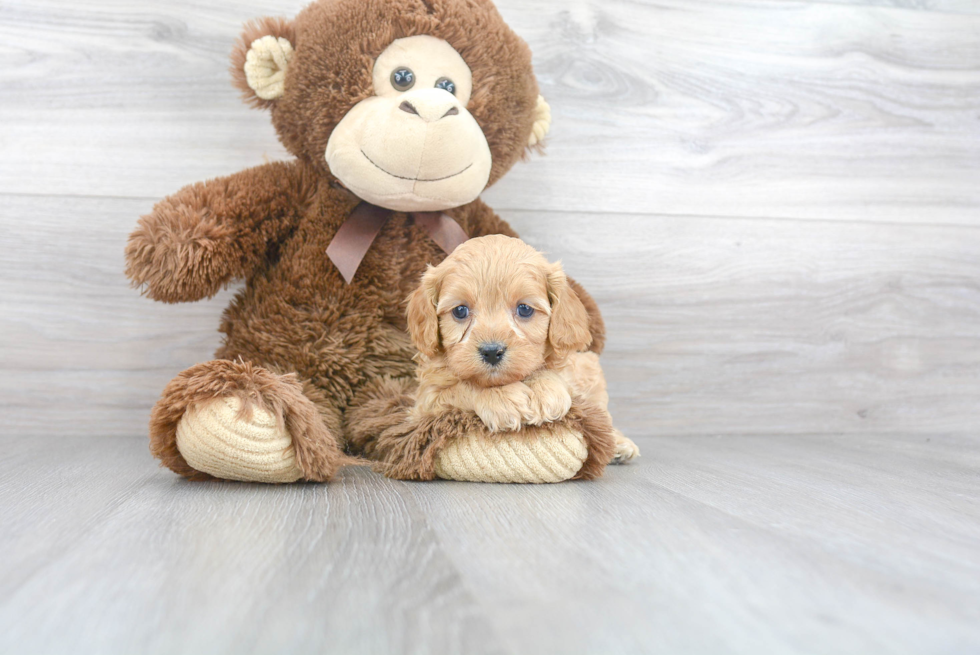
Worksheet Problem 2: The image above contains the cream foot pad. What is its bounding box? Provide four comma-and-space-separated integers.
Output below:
434, 426, 588, 483
175, 396, 303, 483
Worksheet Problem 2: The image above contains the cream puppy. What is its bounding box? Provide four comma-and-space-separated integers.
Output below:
406, 235, 639, 463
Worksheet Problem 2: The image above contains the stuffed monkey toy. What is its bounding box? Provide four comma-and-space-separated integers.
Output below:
126, 0, 619, 483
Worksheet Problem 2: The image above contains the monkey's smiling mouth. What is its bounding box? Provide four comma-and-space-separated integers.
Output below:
361, 150, 473, 183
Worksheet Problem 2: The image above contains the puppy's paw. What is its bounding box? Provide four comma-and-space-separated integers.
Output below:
610, 430, 640, 464
523, 371, 572, 425
474, 383, 533, 433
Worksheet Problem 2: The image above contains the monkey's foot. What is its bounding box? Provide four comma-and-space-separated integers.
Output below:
150, 359, 342, 482
434, 424, 589, 484
349, 385, 616, 484
176, 396, 303, 483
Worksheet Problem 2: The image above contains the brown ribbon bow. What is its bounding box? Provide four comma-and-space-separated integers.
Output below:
326, 202, 470, 284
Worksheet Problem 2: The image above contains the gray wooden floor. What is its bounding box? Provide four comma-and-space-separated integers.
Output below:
1, 433, 978, 654
2, 0, 979, 652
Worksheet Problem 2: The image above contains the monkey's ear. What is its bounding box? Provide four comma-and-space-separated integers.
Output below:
546, 263, 592, 359
527, 95, 552, 152
230, 17, 296, 108
406, 267, 443, 358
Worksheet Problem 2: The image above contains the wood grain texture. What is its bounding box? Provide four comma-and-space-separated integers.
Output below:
514, 210, 980, 437
1, 433, 978, 654
0, 0, 978, 222
3, 195, 979, 438
0, 436, 506, 655
818, 0, 980, 13
2, 1, 980, 651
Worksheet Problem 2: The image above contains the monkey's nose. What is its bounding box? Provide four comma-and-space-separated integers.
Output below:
479, 343, 507, 367
398, 90, 461, 123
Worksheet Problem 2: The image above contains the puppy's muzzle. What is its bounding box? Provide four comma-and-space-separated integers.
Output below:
479, 342, 507, 367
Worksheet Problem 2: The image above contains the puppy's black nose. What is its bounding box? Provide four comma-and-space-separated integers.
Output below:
479, 343, 507, 366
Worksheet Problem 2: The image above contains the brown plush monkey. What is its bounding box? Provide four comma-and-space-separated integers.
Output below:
125, 0, 615, 483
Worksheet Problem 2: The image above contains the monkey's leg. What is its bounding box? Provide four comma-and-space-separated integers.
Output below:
429, 402, 618, 483
150, 359, 343, 482
345, 376, 617, 483
344, 376, 437, 479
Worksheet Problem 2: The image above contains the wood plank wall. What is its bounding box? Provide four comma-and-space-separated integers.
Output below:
1, 0, 978, 439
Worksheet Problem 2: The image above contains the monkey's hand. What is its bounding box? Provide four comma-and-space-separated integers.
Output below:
125, 195, 239, 303
473, 382, 533, 433
522, 370, 573, 425
125, 161, 314, 304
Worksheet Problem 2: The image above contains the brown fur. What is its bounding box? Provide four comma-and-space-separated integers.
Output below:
268, 0, 542, 185
128, 0, 606, 481
346, 387, 616, 482
569, 402, 618, 481
125, 161, 320, 304
148, 359, 344, 481
343, 376, 419, 461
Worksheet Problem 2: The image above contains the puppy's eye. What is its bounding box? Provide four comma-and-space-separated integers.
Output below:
452, 305, 469, 320
391, 67, 415, 91
517, 304, 535, 318
435, 77, 456, 95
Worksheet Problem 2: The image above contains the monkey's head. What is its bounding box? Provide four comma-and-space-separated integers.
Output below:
231, 0, 550, 212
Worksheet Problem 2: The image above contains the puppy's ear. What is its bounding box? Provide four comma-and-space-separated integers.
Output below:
547, 263, 592, 359
407, 266, 442, 358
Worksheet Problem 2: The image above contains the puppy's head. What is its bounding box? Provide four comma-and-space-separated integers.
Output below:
407, 235, 591, 387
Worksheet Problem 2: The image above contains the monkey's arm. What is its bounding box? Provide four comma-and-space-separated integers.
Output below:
125, 160, 318, 303
454, 199, 606, 355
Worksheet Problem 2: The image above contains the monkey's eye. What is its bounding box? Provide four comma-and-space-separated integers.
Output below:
517, 304, 535, 318
452, 305, 470, 320
435, 77, 456, 95
391, 68, 415, 91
